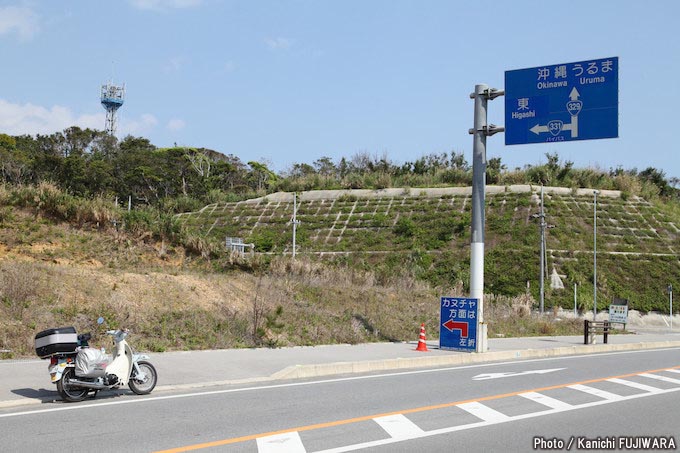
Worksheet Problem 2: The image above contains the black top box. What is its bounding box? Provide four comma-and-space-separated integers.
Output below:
35, 326, 78, 358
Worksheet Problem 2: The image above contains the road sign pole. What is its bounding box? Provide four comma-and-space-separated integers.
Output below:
469, 84, 503, 353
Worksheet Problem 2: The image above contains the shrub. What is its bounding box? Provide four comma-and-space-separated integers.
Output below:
393, 217, 416, 237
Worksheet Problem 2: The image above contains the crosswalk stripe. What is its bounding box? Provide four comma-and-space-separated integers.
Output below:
373, 414, 424, 439
568, 384, 623, 400
639, 373, 680, 385
457, 401, 509, 422
519, 391, 573, 409
256, 431, 306, 453
607, 378, 663, 393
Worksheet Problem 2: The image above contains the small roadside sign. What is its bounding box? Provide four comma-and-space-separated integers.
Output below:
440, 297, 478, 352
609, 298, 629, 325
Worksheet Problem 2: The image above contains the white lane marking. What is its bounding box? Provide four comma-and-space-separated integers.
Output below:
373, 414, 424, 439
313, 387, 680, 453
2, 348, 678, 419
519, 391, 573, 410
568, 384, 623, 401
257, 431, 306, 453
667, 369, 680, 375
639, 373, 680, 385
607, 378, 663, 393
457, 402, 509, 422
472, 368, 565, 381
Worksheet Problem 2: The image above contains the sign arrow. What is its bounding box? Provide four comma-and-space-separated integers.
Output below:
569, 87, 580, 101
530, 124, 549, 135
530, 121, 576, 136
472, 368, 566, 381
442, 319, 469, 338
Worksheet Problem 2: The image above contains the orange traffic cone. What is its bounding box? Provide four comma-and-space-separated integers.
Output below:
415, 323, 429, 352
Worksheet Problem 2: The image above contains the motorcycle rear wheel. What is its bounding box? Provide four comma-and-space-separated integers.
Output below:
56, 367, 89, 402
129, 361, 157, 395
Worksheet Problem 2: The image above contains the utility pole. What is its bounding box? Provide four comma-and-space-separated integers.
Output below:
593, 190, 599, 319
292, 192, 300, 260
530, 186, 551, 314
468, 84, 504, 353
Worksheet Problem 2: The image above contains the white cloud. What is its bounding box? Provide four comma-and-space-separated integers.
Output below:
265, 37, 294, 51
129, 0, 202, 11
167, 118, 185, 131
0, 98, 158, 137
121, 113, 159, 136
0, 6, 39, 40
0, 99, 96, 135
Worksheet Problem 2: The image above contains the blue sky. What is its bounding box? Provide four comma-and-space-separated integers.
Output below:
1, 0, 679, 180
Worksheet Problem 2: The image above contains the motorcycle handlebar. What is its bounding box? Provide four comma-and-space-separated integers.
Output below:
105, 329, 129, 335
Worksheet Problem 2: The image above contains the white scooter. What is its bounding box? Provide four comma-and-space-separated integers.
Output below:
42, 319, 158, 402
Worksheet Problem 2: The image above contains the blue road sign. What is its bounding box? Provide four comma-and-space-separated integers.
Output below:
440, 297, 478, 352
505, 57, 618, 145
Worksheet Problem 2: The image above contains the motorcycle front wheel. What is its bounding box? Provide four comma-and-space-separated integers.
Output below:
129, 361, 157, 395
56, 367, 89, 402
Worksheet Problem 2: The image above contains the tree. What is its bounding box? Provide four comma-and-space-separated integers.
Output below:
247, 161, 278, 192
313, 156, 337, 177
639, 167, 673, 197
0, 135, 32, 184
486, 157, 506, 184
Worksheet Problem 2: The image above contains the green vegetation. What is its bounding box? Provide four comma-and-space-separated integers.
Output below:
0, 128, 679, 357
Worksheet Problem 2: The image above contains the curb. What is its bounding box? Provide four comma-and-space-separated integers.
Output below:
2, 341, 679, 410
270, 340, 680, 380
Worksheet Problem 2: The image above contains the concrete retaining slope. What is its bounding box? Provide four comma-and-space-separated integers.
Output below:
245, 185, 622, 204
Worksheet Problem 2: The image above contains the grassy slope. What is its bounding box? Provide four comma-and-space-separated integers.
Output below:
4, 185, 679, 357
179, 187, 680, 313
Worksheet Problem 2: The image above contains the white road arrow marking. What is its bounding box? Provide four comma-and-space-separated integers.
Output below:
472, 368, 566, 381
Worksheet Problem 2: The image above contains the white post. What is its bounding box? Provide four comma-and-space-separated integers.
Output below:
574, 282, 577, 316
670, 284, 673, 331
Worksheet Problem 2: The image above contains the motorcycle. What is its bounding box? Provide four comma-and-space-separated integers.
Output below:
36, 319, 158, 402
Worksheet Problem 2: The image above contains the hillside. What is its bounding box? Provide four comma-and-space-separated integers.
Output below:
177, 185, 680, 312
0, 203, 442, 357
1, 184, 679, 358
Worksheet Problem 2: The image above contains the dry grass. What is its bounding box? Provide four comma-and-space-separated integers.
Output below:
0, 202, 584, 358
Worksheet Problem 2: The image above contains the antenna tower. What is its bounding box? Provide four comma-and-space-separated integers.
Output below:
100, 81, 125, 135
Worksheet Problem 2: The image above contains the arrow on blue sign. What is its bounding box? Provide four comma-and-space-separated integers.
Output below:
530, 88, 581, 138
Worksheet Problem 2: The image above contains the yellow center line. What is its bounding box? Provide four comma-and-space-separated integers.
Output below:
154, 364, 680, 453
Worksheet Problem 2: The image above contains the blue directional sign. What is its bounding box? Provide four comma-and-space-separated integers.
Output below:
505, 57, 618, 145
440, 297, 478, 352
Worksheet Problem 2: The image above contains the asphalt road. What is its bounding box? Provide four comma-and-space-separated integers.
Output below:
1, 348, 679, 452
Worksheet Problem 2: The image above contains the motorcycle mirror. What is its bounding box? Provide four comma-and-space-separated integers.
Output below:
97, 317, 105, 325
